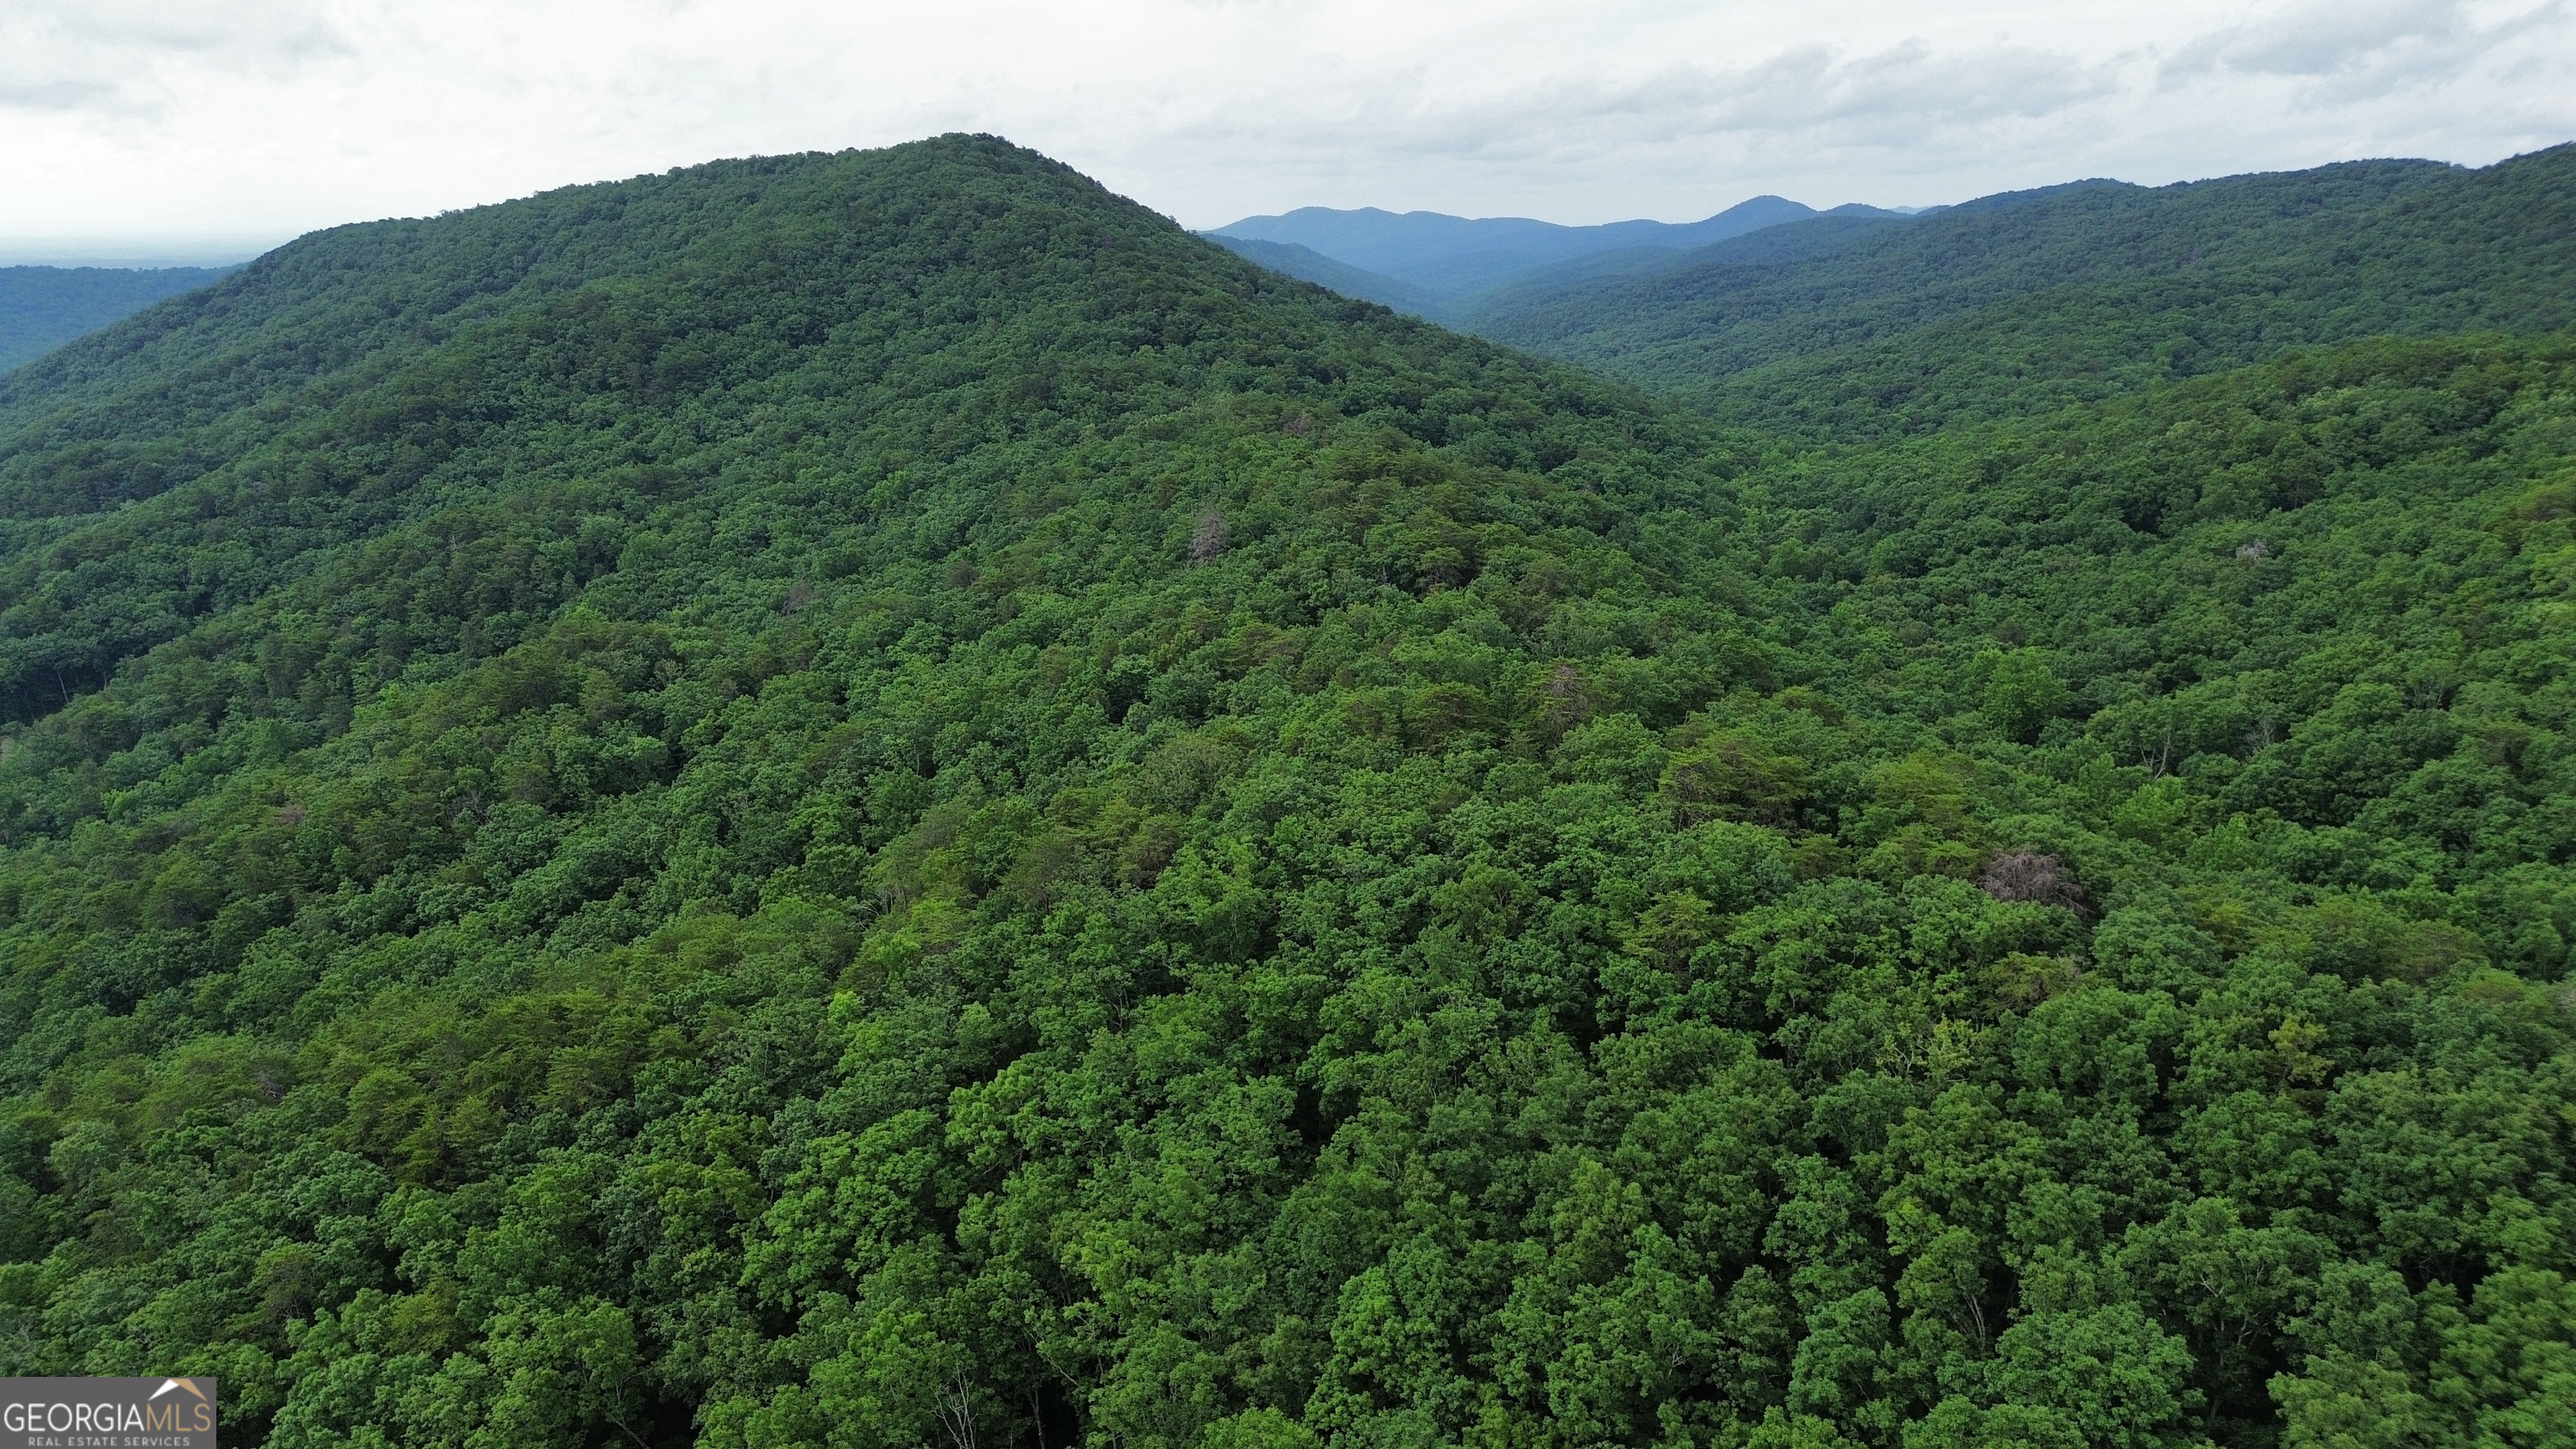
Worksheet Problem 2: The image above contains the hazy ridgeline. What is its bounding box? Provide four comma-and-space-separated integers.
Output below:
0, 266, 234, 375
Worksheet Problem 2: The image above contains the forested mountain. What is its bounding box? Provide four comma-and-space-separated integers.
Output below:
1208, 212, 1921, 329
1467, 149, 2576, 437
1206, 195, 1905, 302
0, 265, 233, 373
1458, 212, 1918, 325
1, 134, 2572, 1449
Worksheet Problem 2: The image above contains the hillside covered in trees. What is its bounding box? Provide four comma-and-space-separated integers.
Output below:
1463, 149, 2576, 438
0, 135, 2572, 1449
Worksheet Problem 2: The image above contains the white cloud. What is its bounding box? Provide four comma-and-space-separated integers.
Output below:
0, 0, 2567, 244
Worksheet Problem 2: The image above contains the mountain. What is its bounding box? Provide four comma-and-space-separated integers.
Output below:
1469, 152, 2576, 435
0, 264, 233, 373
1, 133, 2571, 1449
1462, 210, 1918, 318
1446, 181, 2141, 333
1200, 235, 1448, 319
1208, 193, 1880, 299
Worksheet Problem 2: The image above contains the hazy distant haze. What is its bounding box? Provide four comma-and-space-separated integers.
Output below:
2, 0, 2568, 257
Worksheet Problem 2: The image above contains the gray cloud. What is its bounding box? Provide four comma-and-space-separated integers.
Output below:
0, 1, 2568, 239
0, 0, 351, 115
2161, 0, 2562, 99
1158, 39, 2125, 174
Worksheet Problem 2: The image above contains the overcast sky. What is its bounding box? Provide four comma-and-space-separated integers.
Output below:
3, 0, 2570, 262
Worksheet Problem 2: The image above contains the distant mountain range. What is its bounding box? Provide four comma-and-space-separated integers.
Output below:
1466, 154, 2576, 436
1199, 153, 2575, 438
1203, 194, 1925, 312
1197, 236, 1453, 319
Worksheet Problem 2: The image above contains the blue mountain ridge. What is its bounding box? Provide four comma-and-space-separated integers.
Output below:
1207, 194, 1925, 298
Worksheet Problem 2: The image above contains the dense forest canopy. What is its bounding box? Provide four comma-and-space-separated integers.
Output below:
0, 135, 2571, 1449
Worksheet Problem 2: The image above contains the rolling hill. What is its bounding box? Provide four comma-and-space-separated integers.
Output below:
1467, 150, 2576, 436
0, 134, 2568, 1449
1458, 210, 1918, 323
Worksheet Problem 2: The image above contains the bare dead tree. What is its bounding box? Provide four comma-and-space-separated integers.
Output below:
1191, 508, 1228, 564
1979, 850, 2090, 917
936, 1369, 978, 1449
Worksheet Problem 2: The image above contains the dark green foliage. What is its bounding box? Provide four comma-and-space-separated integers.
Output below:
1472, 149, 2576, 438
0, 266, 234, 374
0, 134, 2570, 1449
